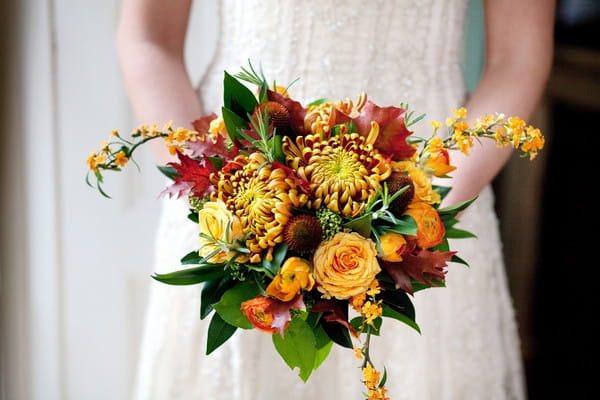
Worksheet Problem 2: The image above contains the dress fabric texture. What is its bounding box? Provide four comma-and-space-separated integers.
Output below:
132, 1, 526, 399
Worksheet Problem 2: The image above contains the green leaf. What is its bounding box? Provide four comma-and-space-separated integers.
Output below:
151, 264, 226, 286
200, 276, 235, 319
382, 305, 421, 334
312, 324, 333, 370
438, 196, 478, 217
272, 316, 317, 382
222, 106, 250, 142
187, 211, 199, 224
378, 289, 416, 322
212, 282, 261, 329
261, 243, 288, 276
206, 312, 238, 355
223, 71, 258, 120
344, 213, 372, 238
350, 316, 382, 335
321, 319, 353, 349
157, 165, 180, 181
180, 251, 205, 265
384, 215, 417, 236
444, 227, 477, 239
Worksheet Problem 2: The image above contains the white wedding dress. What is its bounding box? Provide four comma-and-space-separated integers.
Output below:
132, 1, 526, 399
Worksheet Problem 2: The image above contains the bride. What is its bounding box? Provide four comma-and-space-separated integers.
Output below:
116, 1, 555, 399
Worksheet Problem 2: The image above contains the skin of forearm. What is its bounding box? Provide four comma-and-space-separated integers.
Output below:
439, 58, 552, 207
118, 41, 202, 165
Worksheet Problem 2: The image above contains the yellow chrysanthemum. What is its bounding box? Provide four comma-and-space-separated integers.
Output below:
283, 130, 392, 217
211, 152, 308, 262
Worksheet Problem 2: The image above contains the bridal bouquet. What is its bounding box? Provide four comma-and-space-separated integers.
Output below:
87, 63, 543, 399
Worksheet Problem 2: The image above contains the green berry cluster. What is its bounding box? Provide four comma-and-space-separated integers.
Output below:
316, 207, 343, 240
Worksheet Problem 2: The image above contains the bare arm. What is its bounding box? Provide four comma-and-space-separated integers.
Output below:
117, 0, 201, 165
440, 0, 555, 206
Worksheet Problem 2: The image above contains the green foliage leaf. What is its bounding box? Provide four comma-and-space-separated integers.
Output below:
320, 319, 353, 349
312, 324, 333, 370
223, 71, 258, 120
381, 304, 421, 334
206, 312, 237, 355
187, 210, 199, 223
151, 264, 226, 286
444, 227, 477, 239
344, 213, 372, 238
378, 289, 416, 322
212, 282, 261, 329
157, 165, 181, 181
272, 316, 317, 382
350, 316, 382, 335
384, 215, 418, 236
222, 106, 250, 142
200, 276, 235, 319
261, 243, 288, 276
438, 196, 478, 217
180, 251, 205, 265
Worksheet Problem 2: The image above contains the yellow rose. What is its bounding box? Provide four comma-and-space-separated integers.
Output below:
198, 200, 246, 263
403, 202, 445, 249
312, 232, 381, 299
378, 232, 407, 262
266, 257, 315, 302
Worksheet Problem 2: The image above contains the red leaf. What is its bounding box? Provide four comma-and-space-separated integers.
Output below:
381, 249, 456, 295
311, 299, 358, 338
265, 295, 306, 336
353, 101, 416, 160
267, 90, 308, 136
188, 113, 234, 159
160, 152, 216, 199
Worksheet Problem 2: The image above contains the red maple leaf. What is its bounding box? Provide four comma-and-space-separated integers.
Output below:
353, 100, 416, 160
311, 299, 358, 338
381, 249, 456, 295
160, 152, 216, 199
265, 295, 306, 337
187, 113, 236, 159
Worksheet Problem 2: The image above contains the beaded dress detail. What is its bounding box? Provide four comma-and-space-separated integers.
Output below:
132, 1, 526, 399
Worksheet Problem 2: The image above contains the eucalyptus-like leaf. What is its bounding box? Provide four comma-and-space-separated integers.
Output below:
151, 264, 226, 286
200, 276, 235, 319
212, 282, 261, 329
381, 305, 421, 334
157, 165, 181, 181
272, 316, 317, 382
223, 71, 258, 120
206, 312, 237, 355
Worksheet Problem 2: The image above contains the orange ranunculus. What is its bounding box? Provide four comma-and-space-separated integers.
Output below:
392, 161, 441, 205
422, 138, 457, 177
240, 295, 278, 333
378, 232, 408, 262
403, 202, 445, 249
265, 257, 315, 302
312, 232, 381, 300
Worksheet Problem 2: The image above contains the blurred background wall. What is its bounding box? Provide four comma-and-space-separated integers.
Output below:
1, 0, 597, 399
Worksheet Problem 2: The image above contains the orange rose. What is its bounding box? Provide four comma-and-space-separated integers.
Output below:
240, 295, 278, 333
265, 257, 315, 302
403, 202, 445, 248
313, 232, 381, 299
378, 232, 408, 262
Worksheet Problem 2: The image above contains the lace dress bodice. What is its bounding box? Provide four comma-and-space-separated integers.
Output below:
133, 2, 526, 399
